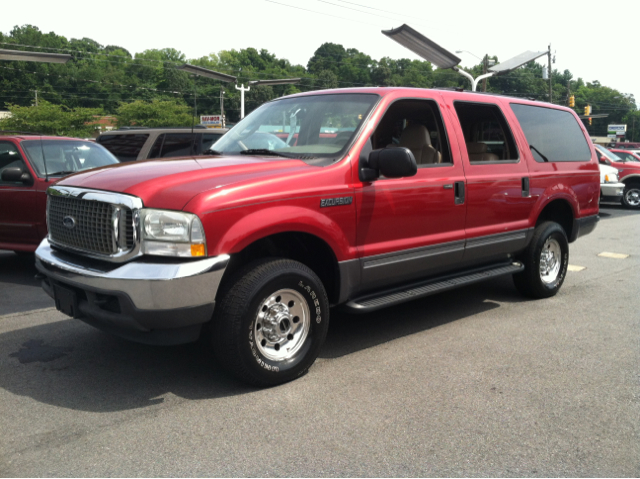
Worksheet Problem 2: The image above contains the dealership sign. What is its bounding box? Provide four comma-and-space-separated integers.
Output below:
201, 115, 225, 128
608, 124, 627, 137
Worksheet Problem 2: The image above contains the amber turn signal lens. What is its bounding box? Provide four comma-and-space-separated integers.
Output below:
191, 244, 206, 257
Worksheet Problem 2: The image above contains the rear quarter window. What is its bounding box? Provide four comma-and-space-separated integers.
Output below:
510, 104, 591, 162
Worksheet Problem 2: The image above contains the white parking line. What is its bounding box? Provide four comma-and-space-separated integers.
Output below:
597, 252, 630, 259
567, 265, 586, 272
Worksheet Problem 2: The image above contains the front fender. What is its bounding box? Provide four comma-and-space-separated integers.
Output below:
209, 205, 354, 261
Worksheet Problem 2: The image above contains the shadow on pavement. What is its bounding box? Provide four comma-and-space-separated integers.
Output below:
0, 251, 53, 315
0, 275, 524, 412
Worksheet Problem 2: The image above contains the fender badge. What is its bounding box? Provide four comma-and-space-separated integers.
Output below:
320, 196, 353, 208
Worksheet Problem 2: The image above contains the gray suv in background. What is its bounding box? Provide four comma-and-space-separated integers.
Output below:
96, 126, 228, 162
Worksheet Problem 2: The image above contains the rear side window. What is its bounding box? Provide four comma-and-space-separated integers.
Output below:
97, 134, 149, 162
201, 133, 224, 153
454, 102, 519, 162
510, 104, 591, 162
148, 133, 196, 159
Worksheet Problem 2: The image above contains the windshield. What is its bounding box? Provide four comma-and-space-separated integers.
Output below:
613, 150, 640, 162
212, 93, 379, 162
21, 140, 119, 176
594, 144, 623, 162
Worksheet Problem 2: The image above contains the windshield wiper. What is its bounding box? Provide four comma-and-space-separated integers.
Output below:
47, 170, 76, 176
239, 149, 294, 158
530, 145, 550, 162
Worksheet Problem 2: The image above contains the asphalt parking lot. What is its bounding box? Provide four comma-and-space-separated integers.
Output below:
0, 204, 638, 476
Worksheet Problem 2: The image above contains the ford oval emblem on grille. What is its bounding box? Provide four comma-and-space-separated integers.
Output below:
63, 216, 76, 229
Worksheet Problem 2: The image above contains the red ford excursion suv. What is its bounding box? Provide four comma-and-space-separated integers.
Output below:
35, 88, 600, 386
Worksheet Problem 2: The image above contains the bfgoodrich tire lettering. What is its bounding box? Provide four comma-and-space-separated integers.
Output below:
212, 258, 329, 387
513, 221, 569, 299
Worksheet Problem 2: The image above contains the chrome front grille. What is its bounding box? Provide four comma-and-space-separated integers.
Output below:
48, 195, 134, 256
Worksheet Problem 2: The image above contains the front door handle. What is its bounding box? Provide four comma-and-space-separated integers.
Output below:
522, 177, 530, 197
454, 181, 465, 205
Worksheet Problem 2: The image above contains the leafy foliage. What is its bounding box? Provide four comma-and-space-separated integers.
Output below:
0, 25, 637, 136
0, 100, 101, 136
115, 99, 192, 128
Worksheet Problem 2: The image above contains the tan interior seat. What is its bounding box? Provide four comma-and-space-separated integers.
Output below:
467, 142, 499, 162
397, 124, 441, 165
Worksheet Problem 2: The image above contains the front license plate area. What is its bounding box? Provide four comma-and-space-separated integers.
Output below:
53, 284, 81, 318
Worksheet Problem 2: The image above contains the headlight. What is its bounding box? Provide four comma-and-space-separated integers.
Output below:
604, 173, 619, 183
140, 209, 206, 258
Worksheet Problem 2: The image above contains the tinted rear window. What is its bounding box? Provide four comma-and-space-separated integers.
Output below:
510, 104, 591, 162
97, 134, 149, 162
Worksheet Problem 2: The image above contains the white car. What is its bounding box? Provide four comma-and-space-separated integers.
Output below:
599, 163, 625, 203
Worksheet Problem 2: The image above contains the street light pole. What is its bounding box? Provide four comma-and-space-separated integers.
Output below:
548, 44, 553, 103
235, 84, 251, 119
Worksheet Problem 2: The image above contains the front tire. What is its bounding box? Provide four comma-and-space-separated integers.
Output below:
513, 221, 569, 299
622, 183, 640, 209
212, 258, 330, 387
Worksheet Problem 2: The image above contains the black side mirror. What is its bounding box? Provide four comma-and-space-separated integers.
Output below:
360, 147, 418, 181
1, 166, 32, 184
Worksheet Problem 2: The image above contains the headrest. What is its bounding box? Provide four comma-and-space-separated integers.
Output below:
399, 124, 431, 149
467, 142, 487, 154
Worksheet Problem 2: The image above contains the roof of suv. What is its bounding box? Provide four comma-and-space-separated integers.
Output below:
100, 126, 229, 136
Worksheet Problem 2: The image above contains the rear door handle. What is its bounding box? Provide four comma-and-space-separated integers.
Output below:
454, 181, 465, 205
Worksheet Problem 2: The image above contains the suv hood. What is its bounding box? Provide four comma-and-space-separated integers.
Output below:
56, 156, 316, 210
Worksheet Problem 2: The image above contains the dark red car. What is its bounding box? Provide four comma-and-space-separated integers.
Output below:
594, 145, 640, 208
0, 134, 119, 253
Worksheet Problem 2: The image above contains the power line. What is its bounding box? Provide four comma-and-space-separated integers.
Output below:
264, 0, 385, 27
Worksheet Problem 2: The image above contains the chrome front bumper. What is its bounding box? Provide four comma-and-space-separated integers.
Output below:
35, 239, 229, 344
600, 182, 624, 201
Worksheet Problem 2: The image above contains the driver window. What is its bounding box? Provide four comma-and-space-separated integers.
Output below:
371, 99, 452, 167
0, 142, 28, 186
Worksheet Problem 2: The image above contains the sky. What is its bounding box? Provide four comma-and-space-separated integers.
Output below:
3, 0, 639, 107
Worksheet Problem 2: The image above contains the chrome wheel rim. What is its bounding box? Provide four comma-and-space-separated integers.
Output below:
539, 238, 562, 284
255, 289, 310, 362
625, 188, 640, 207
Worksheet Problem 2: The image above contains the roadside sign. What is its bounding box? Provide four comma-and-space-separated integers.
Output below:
608, 124, 626, 137
201, 115, 225, 128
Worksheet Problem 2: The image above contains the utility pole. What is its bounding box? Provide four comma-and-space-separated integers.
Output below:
235, 83, 251, 119
548, 44, 552, 104
34, 89, 38, 107
220, 87, 225, 125
482, 55, 488, 92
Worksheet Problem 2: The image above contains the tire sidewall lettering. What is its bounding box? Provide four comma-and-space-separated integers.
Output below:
244, 274, 325, 375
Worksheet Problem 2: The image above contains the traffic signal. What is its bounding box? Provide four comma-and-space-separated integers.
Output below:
584, 105, 591, 116
589, 118, 592, 126
569, 95, 575, 107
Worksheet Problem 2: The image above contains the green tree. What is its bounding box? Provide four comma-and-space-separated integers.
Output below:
0, 100, 101, 136
115, 99, 192, 127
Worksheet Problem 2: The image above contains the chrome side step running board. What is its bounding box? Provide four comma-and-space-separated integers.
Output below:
345, 262, 524, 313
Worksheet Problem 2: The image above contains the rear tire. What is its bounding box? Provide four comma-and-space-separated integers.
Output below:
513, 221, 569, 299
622, 183, 640, 209
212, 258, 329, 387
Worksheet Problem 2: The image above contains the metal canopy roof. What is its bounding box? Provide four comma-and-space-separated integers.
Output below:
176, 64, 237, 82
248, 78, 301, 86
0, 49, 71, 63
489, 50, 547, 73
382, 24, 461, 69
